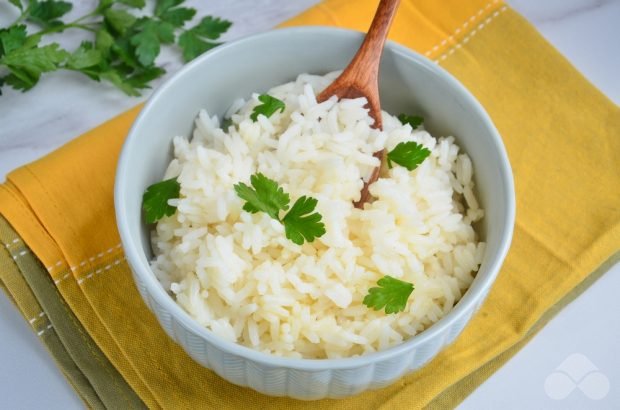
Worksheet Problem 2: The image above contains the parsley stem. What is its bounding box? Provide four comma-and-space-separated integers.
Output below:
34, 22, 97, 37
12, 5, 31, 26
67, 23, 97, 33
1, 2, 232, 96
73, 10, 102, 25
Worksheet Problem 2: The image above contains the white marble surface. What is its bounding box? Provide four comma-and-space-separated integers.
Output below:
0, 0, 618, 408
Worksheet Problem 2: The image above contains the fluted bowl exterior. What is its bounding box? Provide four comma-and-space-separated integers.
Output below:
115, 27, 515, 400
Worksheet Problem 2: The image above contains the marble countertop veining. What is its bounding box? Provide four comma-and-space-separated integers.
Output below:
0, 1, 619, 409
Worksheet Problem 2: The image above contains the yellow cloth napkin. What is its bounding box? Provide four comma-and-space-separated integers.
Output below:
1, 0, 619, 408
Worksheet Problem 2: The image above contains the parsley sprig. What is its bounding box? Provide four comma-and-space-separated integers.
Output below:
250, 94, 285, 121
234, 173, 289, 220
142, 177, 181, 223
363, 275, 415, 314
282, 196, 325, 245
234, 173, 326, 245
0, 0, 232, 96
398, 113, 424, 129
387, 141, 431, 171
385, 113, 431, 170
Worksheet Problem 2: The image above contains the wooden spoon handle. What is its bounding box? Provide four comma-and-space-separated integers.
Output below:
317, 0, 401, 209
317, 0, 400, 130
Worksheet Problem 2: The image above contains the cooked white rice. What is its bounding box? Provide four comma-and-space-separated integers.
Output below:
150, 72, 485, 359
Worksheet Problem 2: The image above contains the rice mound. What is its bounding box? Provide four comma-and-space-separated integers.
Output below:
150, 72, 485, 359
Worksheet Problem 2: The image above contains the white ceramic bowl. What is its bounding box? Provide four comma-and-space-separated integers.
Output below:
115, 27, 515, 400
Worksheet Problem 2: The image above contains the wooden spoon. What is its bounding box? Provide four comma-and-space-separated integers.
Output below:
317, 0, 401, 208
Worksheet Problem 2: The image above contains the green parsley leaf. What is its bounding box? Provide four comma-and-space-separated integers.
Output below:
157, 22, 175, 44
363, 275, 414, 314
397, 113, 424, 129
4, 70, 36, 90
0, 25, 27, 56
130, 19, 175, 66
8, 0, 23, 11
155, 0, 184, 16
95, 29, 114, 57
177, 16, 231, 62
142, 178, 181, 223
128, 24, 158, 66
28, 0, 73, 27
97, 0, 114, 10
125, 66, 165, 89
234, 173, 326, 245
66, 42, 102, 70
282, 196, 326, 245
136, 18, 175, 43
177, 30, 217, 62
250, 94, 285, 122
386, 141, 431, 171
118, 0, 145, 8
234, 173, 290, 220
99, 70, 140, 96
93, 65, 163, 96
75, 68, 100, 82
160, 7, 196, 27
104, 9, 137, 36
1, 43, 68, 72
110, 36, 140, 68
0, 43, 69, 90
189, 16, 231, 40
221, 117, 233, 130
